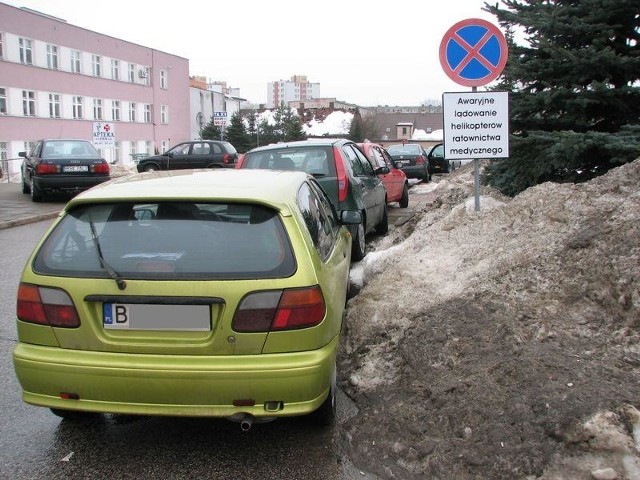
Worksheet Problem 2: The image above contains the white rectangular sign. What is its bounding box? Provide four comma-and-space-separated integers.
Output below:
443, 91, 509, 159
92, 122, 116, 148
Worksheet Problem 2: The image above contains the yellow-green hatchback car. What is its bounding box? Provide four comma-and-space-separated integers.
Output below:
13, 169, 360, 428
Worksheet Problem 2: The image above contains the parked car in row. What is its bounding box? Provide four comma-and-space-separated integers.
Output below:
386, 143, 431, 181
136, 140, 238, 172
20, 139, 111, 202
13, 169, 362, 427
427, 143, 460, 174
358, 142, 409, 208
236, 138, 388, 260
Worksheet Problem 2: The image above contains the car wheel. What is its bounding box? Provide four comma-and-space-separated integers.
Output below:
399, 184, 409, 208
143, 164, 158, 172
351, 221, 366, 261
376, 203, 389, 235
21, 176, 30, 194
310, 367, 336, 426
50, 408, 100, 422
30, 178, 43, 202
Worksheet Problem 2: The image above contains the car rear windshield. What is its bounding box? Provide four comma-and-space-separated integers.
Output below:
42, 140, 100, 159
243, 146, 336, 177
387, 144, 421, 155
33, 202, 296, 280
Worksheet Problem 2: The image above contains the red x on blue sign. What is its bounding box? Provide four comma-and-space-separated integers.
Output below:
439, 18, 508, 87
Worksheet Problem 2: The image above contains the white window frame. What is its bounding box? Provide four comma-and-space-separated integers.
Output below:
0, 142, 7, 161
111, 100, 121, 121
93, 98, 103, 120
129, 102, 136, 122
111, 59, 120, 80
22, 90, 35, 116
0, 32, 4, 59
92, 54, 102, 77
72, 96, 83, 119
144, 104, 151, 123
19, 38, 33, 65
128, 63, 135, 82
160, 70, 168, 89
48, 93, 61, 118
0, 87, 6, 115
71, 50, 81, 73
160, 105, 168, 124
46, 44, 59, 70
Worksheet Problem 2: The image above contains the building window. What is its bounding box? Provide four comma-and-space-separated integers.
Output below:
46, 44, 58, 70
160, 105, 168, 124
141, 67, 150, 86
128, 63, 135, 82
144, 104, 151, 123
128, 102, 136, 122
71, 50, 81, 73
0, 142, 7, 161
73, 96, 83, 119
92, 55, 102, 77
113, 141, 120, 163
19, 38, 33, 65
93, 99, 103, 120
22, 90, 35, 116
111, 100, 121, 121
130, 142, 137, 157
160, 70, 168, 89
0, 87, 6, 115
48, 93, 61, 118
0, 32, 4, 59
111, 59, 119, 80
146, 141, 152, 155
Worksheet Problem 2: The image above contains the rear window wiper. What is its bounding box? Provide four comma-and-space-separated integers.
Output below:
88, 216, 127, 290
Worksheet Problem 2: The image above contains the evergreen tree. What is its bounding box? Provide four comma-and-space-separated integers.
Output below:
482, 0, 640, 196
200, 118, 222, 141
349, 109, 366, 142
225, 111, 252, 153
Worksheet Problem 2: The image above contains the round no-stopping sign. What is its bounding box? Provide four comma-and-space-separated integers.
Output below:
439, 18, 508, 87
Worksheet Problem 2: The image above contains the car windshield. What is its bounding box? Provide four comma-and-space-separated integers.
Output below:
33, 202, 296, 280
42, 141, 100, 159
387, 144, 421, 155
243, 146, 336, 177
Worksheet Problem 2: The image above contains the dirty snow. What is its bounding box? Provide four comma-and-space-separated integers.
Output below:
338, 159, 640, 480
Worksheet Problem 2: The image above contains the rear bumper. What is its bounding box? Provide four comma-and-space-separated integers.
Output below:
13, 336, 338, 418
33, 175, 110, 193
399, 165, 427, 179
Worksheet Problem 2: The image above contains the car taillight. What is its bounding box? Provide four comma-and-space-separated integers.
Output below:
232, 286, 326, 332
92, 162, 110, 174
223, 153, 230, 164
415, 156, 425, 165
236, 154, 245, 168
333, 147, 349, 202
36, 164, 59, 174
17, 283, 80, 328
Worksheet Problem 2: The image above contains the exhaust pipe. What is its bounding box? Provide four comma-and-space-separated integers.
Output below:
240, 415, 253, 432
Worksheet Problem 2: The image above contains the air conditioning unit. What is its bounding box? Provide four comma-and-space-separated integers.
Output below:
138, 69, 148, 78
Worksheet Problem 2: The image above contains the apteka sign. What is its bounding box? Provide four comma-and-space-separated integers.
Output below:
92, 122, 116, 148
443, 91, 509, 159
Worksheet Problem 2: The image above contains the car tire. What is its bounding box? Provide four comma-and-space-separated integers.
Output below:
143, 164, 159, 172
376, 204, 389, 235
352, 221, 366, 261
399, 184, 409, 208
30, 178, 43, 202
21, 176, 30, 194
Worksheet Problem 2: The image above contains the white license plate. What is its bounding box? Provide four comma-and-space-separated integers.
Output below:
64, 165, 89, 172
103, 303, 211, 331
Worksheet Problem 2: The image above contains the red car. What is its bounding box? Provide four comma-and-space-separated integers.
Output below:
358, 142, 409, 208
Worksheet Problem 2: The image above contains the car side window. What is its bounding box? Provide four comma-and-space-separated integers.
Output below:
192, 143, 210, 155
431, 144, 444, 158
31, 141, 42, 157
381, 148, 395, 168
342, 145, 370, 177
211, 144, 222, 154
297, 181, 338, 260
370, 147, 386, 168
353, 145, 376, 176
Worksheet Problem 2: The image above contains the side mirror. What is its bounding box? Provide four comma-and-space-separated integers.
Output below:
340, 210, 362, 225
375, 166, 390, 175
18, 151, 26, 158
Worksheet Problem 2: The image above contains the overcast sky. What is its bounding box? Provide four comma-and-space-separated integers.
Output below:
6, 0, 500, 106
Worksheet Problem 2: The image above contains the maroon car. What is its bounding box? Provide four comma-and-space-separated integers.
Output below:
358, 142, 409, 208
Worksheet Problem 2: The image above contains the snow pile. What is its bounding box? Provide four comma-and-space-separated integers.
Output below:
303, 110, 353, 136
339, 159, 640, 479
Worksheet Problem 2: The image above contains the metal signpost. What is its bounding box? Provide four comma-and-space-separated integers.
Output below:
439, 18, 509, 212
213, 111, 227, 141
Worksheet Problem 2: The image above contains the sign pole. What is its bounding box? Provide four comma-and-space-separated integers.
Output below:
472, 86, 480, 213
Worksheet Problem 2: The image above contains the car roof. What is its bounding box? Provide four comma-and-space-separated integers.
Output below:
247, 138, 349, 153
67, 169, 311, 217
